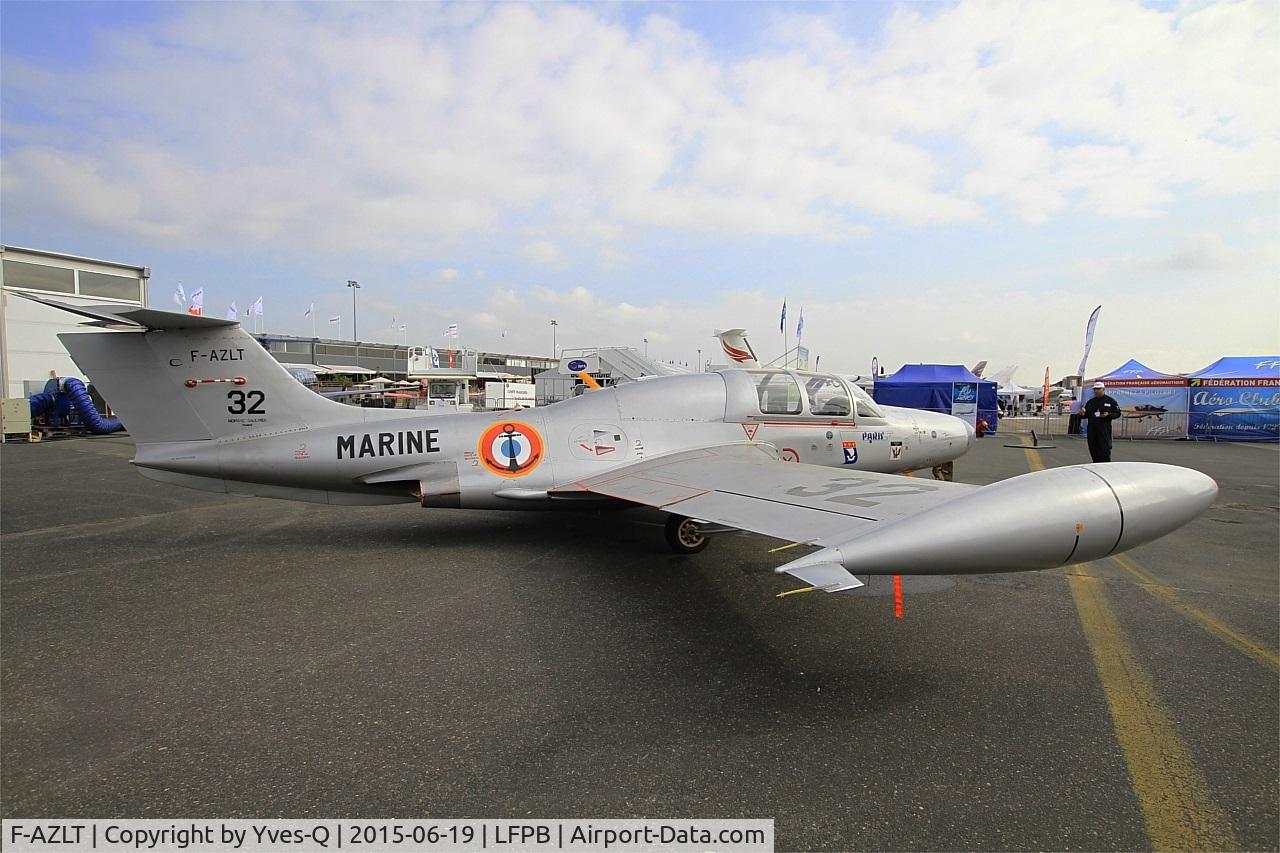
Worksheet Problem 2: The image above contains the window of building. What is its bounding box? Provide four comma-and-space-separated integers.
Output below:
3, 260, 75, 294
77, 270, 140, 301
754, 372, 803, 415
805, 376, 851, 416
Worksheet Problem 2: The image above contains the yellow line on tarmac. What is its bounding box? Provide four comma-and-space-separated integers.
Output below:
1110, 552, 1280, 671
1068, 568, 1238, 851
1015, 434, 1235, 849
1018, 434, 1045, 472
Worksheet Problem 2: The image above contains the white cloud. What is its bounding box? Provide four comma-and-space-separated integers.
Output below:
3, 1, 1275, 256
1072, 232, 1255, 277
520, 240, 564, 266
435, 268, 460, 282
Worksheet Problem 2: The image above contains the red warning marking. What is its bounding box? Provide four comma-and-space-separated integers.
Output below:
742, 423, 760, 441
893, 575, 904, 619
185, 376, 247, 388
594, 445, 616, 455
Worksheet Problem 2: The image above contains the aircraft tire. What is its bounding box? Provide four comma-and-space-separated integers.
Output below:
665, 514, 709, 554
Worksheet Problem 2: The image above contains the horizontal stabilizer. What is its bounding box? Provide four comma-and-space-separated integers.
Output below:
14, 293, 238, 330
778, 562, 865, 594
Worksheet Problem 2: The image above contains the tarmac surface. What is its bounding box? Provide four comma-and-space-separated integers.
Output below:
2, 432, 1277, 851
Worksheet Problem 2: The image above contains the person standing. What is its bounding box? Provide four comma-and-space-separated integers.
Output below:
1082, 382, 1121, 462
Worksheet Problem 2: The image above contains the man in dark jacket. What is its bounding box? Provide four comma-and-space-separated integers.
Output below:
1082, 382, 1122, 462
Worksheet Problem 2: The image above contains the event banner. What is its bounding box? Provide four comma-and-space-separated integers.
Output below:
951, 382, 978, 425
1107, 385, 1190, 439
1188, 378, 1280, 440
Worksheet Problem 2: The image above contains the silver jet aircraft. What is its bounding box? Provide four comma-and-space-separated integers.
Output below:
35, 296, 1217, 597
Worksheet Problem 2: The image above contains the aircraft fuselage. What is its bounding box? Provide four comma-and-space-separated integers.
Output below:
132, 370, 974, 509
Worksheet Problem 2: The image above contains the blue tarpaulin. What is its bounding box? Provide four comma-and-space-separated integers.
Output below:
1186, 356, 1280, 441
873, 364, 999, 431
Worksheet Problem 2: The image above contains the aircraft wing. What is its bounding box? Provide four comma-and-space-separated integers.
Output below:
555, 443, 974, 549
552, 444, 1217, 596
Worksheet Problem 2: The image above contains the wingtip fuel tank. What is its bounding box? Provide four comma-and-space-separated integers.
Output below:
778, 462, 1217, 577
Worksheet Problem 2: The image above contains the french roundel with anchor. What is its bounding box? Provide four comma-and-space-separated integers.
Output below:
478, 420, 545, 478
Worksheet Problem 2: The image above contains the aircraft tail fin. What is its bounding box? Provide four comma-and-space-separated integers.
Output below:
714, 328, 759, 367
988, 364, 1018, 387
32, 296, 349, 445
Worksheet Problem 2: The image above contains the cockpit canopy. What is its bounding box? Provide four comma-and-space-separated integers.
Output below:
725, 370, 884, 421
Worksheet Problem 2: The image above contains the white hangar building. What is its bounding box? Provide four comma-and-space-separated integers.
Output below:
0, 246, 151, 398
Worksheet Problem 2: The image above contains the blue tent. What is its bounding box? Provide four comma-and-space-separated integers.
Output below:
1186, 356, 1280, 441
873, 364, 999, 430
1090, 359, 1190, 439
1093, 358, 1180, 382
1187, 356, 1280, 380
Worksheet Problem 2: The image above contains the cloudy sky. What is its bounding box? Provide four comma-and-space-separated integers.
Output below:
2, 0, 1277, 381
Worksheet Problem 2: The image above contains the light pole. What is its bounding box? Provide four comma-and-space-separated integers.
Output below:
643, 337, 648, 358
346, 280, 360, 341
697, 348, 701, 372
550, 319, 558, 359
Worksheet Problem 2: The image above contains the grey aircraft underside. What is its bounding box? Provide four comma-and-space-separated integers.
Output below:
33, 295, 1217, 597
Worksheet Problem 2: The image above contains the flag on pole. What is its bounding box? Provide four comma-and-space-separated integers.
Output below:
188, 287, 204, 316
304, 304, 313, 318
224, 302, 238, 321
779, 299, 787, 333
446, 323, 459, 338
796, 307, 804, 341
249, 297, 263, 317
172, 284, 186, 307
328, 315, 341, 324
1077, 305, 1101, 377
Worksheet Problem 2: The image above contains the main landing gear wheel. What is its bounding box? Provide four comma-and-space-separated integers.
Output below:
665, 514, 709, 554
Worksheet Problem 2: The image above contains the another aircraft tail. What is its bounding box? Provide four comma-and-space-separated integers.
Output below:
714, 328, 759, 367
27, 296, 349, 445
